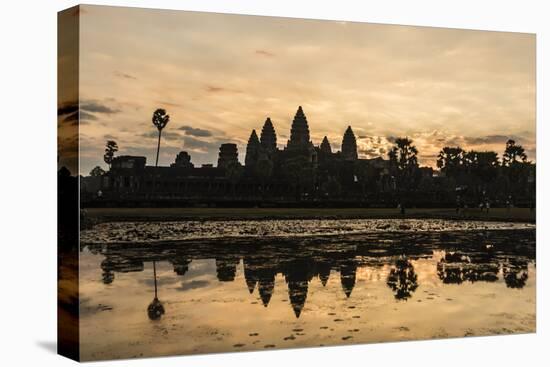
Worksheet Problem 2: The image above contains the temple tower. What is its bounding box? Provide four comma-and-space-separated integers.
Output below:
258, 278, 275, 307
320, 136, 332, 154
341, 126, 358, 161
260, 117, 277, 153
287, 106, 311, 150
217, 143, 239, 169
245, 129, 260, 167
215, 257, 239, 282
171, 151, 194, 168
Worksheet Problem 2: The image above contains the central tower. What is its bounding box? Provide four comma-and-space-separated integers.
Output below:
260, 117, 277, 153
287, 106, 311, 150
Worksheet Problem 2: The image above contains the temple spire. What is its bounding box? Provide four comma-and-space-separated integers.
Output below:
341, 126, 358, 161
258, 279, 275, 307
245, 129, 260, 166
320, 136, 332, 154
260, 117, 277, 153
287, 106, 311, 150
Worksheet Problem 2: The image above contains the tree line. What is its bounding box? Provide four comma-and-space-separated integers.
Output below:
388, 137, 534, 205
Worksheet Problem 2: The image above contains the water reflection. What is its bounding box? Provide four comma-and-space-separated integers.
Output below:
387, 259, 418, 301
147, 261, 165, 320
503, 259, 529, 289
86, 229, 535, 319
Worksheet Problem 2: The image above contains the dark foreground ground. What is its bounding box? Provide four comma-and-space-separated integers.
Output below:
84, 207, 536, 223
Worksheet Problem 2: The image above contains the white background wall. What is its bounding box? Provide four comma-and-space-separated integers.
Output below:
0, 0, 547, 366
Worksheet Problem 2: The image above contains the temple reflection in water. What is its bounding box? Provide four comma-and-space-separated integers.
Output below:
85, 229, 535, 319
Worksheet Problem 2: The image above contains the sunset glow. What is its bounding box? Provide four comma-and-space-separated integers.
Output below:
59, 5, 535, 175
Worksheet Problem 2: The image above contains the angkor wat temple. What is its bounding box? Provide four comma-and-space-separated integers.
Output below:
82, 107, 417, 206
81, 106, 534, 207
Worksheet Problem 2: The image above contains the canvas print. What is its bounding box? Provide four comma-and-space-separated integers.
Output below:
58, 5, 536, 362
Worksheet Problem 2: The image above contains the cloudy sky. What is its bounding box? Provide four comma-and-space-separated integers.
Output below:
59, 5, 535, 175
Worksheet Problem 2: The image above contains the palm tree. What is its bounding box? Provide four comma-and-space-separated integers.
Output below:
386, 258, 419, 300
464, 150, 500, 184
502, 139, 527, 166
388, 138, 419, 200
152, 108, 170, 167
502, 140, 530, 199
437, 146, 465, 178
388, 137, 418, 172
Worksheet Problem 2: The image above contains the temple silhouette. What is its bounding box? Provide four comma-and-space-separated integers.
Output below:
80, 106, 419, 206
80, 105, 535, 207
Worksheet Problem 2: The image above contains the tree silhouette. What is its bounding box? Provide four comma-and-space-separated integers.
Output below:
152, 108, 170, 167
501, 140, 531, 199
89, 166, 106, 177
387, 258, 418, 300
463, 150, 500, 184
103, 140, 118, 168
503, 139, 527, 166
503, 260, 529, 289
437, 147, 465, 178
389, 138, 418, 171
388, 138, 419, 193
